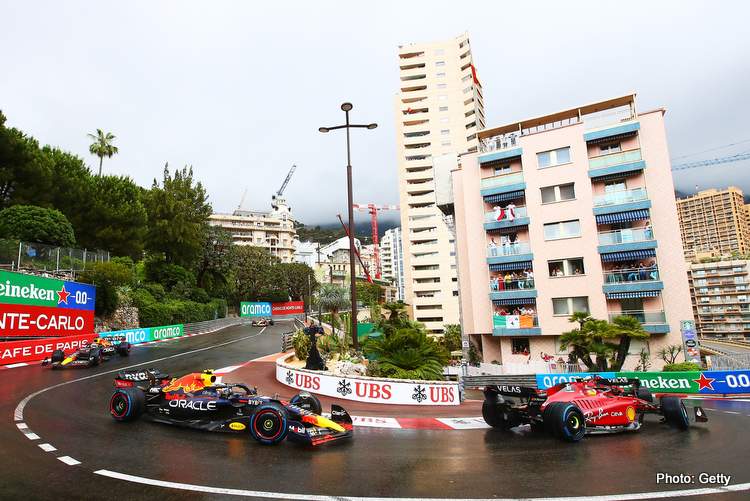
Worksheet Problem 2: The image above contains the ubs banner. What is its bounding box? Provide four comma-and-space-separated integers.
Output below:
0, 270, 95, 338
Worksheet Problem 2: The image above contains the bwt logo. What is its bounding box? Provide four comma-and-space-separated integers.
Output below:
241, 302, 272, 317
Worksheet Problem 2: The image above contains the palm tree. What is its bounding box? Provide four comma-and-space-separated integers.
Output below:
318, 284, 351, 339
559, 312, 613, 371
88, 129, 119, 176
606, 315, 650, 371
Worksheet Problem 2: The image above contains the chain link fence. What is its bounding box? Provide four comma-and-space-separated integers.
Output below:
708, 353, 750, 370
0, 238, 109, 280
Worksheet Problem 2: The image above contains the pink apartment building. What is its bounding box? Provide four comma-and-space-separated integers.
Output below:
446, 94, 693, 369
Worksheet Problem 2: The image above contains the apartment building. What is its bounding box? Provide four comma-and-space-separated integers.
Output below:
209, 199, 296, 262
689, 260, 750, 339
445, 93, 692, 368
394, 32, 486, 333
380, 227, 405, 301
676, 187, 750, 261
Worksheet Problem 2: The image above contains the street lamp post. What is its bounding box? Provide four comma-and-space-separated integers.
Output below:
319, 102, 377, 350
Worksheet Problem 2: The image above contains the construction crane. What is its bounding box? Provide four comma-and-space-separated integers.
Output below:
352, 203, 400, 279
272, 164, 297, 209
671, 152, 750, 171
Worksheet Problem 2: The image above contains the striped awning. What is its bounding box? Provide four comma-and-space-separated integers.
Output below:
591, 170, 642, 183
601, 249, 656, 262
493, 297, 536, 306
596, 209, 650, 225
586, 131, 638, 145
606, 291, 661, 299
484, 190, 525, 204
489, 261, 532, 272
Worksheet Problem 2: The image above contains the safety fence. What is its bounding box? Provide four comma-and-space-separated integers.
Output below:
0, 238, 109, 280
708, 353, 750, 370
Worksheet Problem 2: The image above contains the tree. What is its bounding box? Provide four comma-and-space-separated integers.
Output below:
442, 324, 462, 352
605, 315, 650, 371
318, 284, 351, 338
144, 164, 212, 267
657, 344, 683, 365
0, 205, 75, 246
232, 246, 281, 303
195, 226, 234, 292
276, 262, 318, 310
356, 280, 382, 305
559, 312, 612, 371
39, 147, 95, 236
0, 112, 53, 208
87, 129, 119, 176
79, 260, 134, 316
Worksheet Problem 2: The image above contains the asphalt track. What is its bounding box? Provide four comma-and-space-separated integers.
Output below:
2, 321, 750, 500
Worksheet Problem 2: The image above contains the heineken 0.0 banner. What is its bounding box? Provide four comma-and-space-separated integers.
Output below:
100, 324, 184, 345
0, 270, 95, 337
536, 370, 750, 395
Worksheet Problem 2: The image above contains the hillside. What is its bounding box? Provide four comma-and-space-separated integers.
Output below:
295, 219, 400, 245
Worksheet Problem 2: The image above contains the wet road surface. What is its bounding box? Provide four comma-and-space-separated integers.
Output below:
2, 321, 749, 500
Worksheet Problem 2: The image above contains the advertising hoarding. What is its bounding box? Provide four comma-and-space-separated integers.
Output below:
100, 324, 184, 345
0, 333, 93, 365
241, 301, 304, 317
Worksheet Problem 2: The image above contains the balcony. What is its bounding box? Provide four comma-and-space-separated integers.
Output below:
593, 187, 651, 215
492, 314, 541, 336
597, 227, 657, 254
484, 206, 529, 231
584, 119, 640, 143
602, 267, 664, 295
480, 171, 526, 197
608, 310, 669, 334
588, 148, 645, 179
487, 242, 533, 266
478, 137, 523, 165
489, 278, 537, 302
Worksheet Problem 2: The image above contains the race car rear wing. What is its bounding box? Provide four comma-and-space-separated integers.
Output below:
484, 384, 541, 399
114, 368, 170, 388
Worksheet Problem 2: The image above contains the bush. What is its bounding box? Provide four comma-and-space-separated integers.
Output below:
0, 204, 76, 247
130, 287, 156, 310
363, 328, 449, 380
663, 362, 702, 372
292, 329, 310, 360
366, 360, 382, 377
188, 287, 210, 304
135, 294, 226, 327
317, 334, 340, 357
79, 261, 134, 316
144, 258, 196, 290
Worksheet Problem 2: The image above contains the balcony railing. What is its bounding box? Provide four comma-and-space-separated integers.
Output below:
604, 267, 659, 283
484, 206, 528, 223
598, 227, 654, 245
490, 278, 534, 291
608, 310, 666, 324
593, 187, 648, 207
487, 242, 531, 257
588, 149, 642, 170
480, 133, 520, 153
480, 172, 524, 189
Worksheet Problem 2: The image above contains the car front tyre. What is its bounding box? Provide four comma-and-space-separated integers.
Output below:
661, 396, 690, 430
250, 403, 289, 445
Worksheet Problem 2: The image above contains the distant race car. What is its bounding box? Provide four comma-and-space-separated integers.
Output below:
42, 335, 130, 369
109, 368, 352, 446
251, 318, 274, 327
482, 376, 708, 442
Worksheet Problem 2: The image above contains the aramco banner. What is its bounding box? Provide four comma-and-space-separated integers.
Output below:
100, 324, 184, 345
240, 301, 304, 317
0, 270, 96, 337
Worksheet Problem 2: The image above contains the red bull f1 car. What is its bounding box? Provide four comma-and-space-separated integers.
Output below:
42, 335, 130, 369
482, 376, 708, 442
109, 369, 353, 446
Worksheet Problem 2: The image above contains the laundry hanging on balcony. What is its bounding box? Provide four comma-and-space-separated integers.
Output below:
492, 297, 536, 306
606, 291, 660, 299
489, 261, 532, 272
601, 249, 656, 262
595, 209, 650, 225
484, 190, 525, 204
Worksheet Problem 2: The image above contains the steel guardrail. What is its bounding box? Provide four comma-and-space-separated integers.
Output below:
462, 374, 538, 388
182, 316, 252, 336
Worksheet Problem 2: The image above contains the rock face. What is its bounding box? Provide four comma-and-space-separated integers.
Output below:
334, 361, 368, 376
95, 306, 139, 332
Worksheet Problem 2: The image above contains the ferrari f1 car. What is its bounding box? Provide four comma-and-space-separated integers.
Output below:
251, 317, 274, 327
42, 335, 130, 369
482, 376, 708, 442
109, 368, 353, 446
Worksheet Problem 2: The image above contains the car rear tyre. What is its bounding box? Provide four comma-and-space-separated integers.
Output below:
544, 402, 586, 442
110, 388, 144, 421
88, 349, 102, 367
290, 392, 322, 415
51, 350, 65, 364
116, 342, 131, 356
661, 396, 690, 430
482, 399, 513, 430
250, 402, 289, 445
636, 386, 653, 403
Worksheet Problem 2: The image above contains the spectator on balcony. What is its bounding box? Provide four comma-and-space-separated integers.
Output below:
648, 260, 658, 280
573, 267, 583, 275
638, 262, 648, 281
552, 266, 564, 277
627, 266, 639, 282
524, 268, 534, 288
488, 238, 498, 256
490, 276, 499, 291
644, 220, 653, 240
492, 205, 505, 222
505, 202, 516, 221
504, 272, 512, 288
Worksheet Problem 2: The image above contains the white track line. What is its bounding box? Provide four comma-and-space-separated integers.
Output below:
16, 423, 28, 430
92, 470, 750, 501
14, 327, 266, 422
723, 411, 740, 414
38, 443, 57, 452
24, 433, 40, 440
57, 456, 81, 466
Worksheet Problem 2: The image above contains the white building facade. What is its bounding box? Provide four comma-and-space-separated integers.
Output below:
380, 227, 405, 301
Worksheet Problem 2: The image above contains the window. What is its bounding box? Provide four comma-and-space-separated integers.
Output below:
541, 183, 575, 203
543, 220, 581, 240
437, 83, 447, 89
437, 72, 446, 78
441, 140, 451, 146
700, 297, 710, 303
605, 180, 626, 193
439, 106, 448, 112
441, 129, 450, 135
537, 147, 571, 168
548, 258, 585, 277
553, 297, 589, 316
511, 338, 530, 355
599, 142, 621, 154
493, 165, 512, 176
453, 291, 459, 296
699, 288, 708, 293
436, 61, 445, 67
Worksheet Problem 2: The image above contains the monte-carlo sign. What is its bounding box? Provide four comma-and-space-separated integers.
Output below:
0, 270, 95, 337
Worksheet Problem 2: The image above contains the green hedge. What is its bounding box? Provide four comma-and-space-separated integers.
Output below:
663, 362, 703, 372
131, 286, 226, 327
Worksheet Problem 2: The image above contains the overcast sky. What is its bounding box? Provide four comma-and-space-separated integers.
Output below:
2, 1, 749, 224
